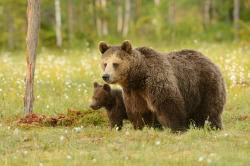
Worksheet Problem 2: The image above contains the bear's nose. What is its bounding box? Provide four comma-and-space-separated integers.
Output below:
102, 74, 109, 81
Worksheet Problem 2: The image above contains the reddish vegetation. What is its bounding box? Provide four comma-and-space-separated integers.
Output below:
237, 115, 248, 121
13, 108, 84, 126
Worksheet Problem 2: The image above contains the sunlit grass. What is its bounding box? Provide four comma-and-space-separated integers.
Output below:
0, 42, 249, 165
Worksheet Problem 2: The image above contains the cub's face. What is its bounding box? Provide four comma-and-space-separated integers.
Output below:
99, 40, 133, 86
90, 82, 111, 110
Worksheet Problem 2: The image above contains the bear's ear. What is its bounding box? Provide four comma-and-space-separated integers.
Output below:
103, 84, 111, 92
94, 82, 99, 88
99, 41, 110, 54
121, 40, 132, 54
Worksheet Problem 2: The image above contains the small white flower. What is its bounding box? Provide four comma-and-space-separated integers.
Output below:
116, 127, 120, 131
37, 95, 40, 98
66, 96, 68, 99
39, 163, 43, 166
24, 151, 28, 155
60, 136, 64, 141
47, 105, 49, 108
207, 158, 212, 164
210, 153, 216, 157
65, 130, 68, 133
125, 131, 130, 135
13, 156, 17, 159
8, 126, 10, 130
93, 158, 97, 162
198, 156, 204, 162
244, 141, 248, 144
125, 156, 129, 160
67, 155, 72, 159
14, 128, 19, 135
0, 124, 1, 127
205, 120, 209, 125
74, 127, 81, 131
155, 141, 161, 145
224, 133, 229, 137
0, 89, 2, 92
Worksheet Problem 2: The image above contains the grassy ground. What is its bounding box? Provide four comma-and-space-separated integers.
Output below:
0, 42, 249, 165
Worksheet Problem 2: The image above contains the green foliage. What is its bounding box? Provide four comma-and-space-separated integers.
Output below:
0, 0, 249, 50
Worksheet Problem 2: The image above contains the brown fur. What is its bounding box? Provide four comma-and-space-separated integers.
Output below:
90, 82, 128, 129
99, 40, 226, 132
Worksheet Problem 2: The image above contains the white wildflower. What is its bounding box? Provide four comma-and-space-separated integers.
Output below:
198, 156, 204, 162
60, 136, 64, 141
207, 158, 212, 164
155, 141, 161, 145
67, 155, 72, 159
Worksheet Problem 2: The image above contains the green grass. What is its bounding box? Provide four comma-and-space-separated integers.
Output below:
0, 42, 249, 165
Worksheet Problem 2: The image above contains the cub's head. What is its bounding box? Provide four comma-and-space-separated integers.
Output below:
99, 40, 133, 85
90, 82, 111, 110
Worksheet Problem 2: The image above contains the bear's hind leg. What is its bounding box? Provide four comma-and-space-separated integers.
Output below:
193, 96, 225, 130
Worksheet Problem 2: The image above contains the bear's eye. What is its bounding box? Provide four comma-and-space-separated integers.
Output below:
113, 63, 119, 68
95, 98, 100, 101
103, 63, 107, 68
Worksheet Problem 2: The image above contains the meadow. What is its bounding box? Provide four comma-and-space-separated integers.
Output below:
0, 42, 249, 165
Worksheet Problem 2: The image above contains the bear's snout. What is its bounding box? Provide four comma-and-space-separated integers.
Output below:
102, 74, 110, 81
90, 104, 99, 110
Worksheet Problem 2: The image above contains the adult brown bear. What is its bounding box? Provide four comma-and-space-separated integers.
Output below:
99, 40, 226, 132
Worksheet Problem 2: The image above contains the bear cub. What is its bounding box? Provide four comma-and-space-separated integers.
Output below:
90, 82, 128, 130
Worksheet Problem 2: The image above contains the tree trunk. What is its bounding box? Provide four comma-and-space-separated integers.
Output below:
123, 0, 130, 37
169, 0, 175, 46
24, 0, 40, 116
95, 0, 102, 36
68, 0, 74, 44
154, 0, 160, 7
169, 0, 174, 25
137, 0, 141, 18
234, 0, 240, 40
204, 0, 211, 25
55, 0, 62, 47
100, 0, 108, 35
8, 10, 14, 49
117, 0, 123, 32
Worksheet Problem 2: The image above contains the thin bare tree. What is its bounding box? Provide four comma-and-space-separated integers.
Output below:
95, 0, 102, 36
55, 0, 62, 47
68, 0, 74, 44
8, 10, 14, 49
234, 0, 240, 40
154, 0, 160, 7
169, 0, 175, 46
24, 0, 40, 116
100, 0, 108, 35
204, 0, 211, 25
117, 0, 123, 32
137, 0, 141, 18
123, 0, 130, 37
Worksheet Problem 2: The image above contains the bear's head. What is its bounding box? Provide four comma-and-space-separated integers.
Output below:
99, 40, 133, 86
90, 82, 111, 110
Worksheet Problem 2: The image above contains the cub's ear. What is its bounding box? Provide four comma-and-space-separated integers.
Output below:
99, 41, 110, 54
121, 40, 132, 54
103, 84, 111, 92
94, 82, 99, 88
